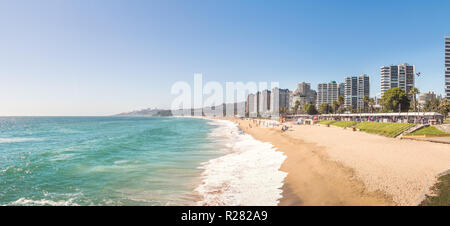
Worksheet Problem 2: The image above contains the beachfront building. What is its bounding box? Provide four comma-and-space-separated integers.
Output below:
258, 90, 271, 117
294, 82, 311, 96
380, 63, 415, 97
445, 36, 450, 99
357, 74, 370, 109
289, 93, 316, 109
338, 82, 345, 97
344, 74, 370, 110
289, 94, 302, 110
246, 93, 259, 117
344, 76, 358, 109
294, 82, 317, 104
290, 82, 317, 110
271, 88, 290, 114
317, 81, 339, 108
418, 91, 437, 107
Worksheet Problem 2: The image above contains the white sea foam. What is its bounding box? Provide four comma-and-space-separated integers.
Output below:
8, 197, 78, 206
0, 137, 43, 143
195, 119, 287, 206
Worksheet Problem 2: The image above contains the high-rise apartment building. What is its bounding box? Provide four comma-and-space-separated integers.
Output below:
258, 90, 271, 116
294, 82, 310, 96
292, 82, 317, 107
338, 83, 345, 98
345, 74, 370, 110
317, 81, 339, 108
380, 63, 415, 97
344, 76, 358, 109
246, 93, 259, 117
445, 36, 450, 99
271, 88, 290, 114
357, 74, 370, 109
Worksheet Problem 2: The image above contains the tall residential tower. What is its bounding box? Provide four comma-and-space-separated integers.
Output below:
344, 74, 370, 110
317, 81, 339, 108
445, 36, 450, 99
380, 63, 415, 97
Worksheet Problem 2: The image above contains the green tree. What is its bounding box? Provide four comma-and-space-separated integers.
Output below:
319, 103, 331, 114
293, 100, 300, 114
409, 88, 420, 112
368, 98, 375, 113
439, 99, 450, 118
347, 105, 355, 113
380, 88, 410, 112
332, 100, 340, 114
423, 98, 440, 112
304, 104, 318, 115
362, 95, 370, 113
337, 96, 345, 113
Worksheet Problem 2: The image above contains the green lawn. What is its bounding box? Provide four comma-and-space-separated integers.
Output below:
354, 122, 415, 137
318, 120, 336, 125
408, 126, 449, 136
444, 119, 450, 124
421, 173, 450, 206
332, 121, 359, 128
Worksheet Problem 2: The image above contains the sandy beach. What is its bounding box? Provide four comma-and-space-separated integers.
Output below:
229, 118, 450, 206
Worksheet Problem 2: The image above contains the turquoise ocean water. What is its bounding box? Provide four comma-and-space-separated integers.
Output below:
0, 117, 224, 206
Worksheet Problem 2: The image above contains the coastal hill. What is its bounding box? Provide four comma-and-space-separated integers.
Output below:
115, 108, 173, 117
116, 102, 246, 117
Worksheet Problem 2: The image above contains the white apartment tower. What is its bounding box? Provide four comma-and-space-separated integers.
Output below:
445, 36, 450, 99
317, 81, 339, 108
246, 93, 259, 117
344, 74, 369, 110
271, 88, 290, 115
380, 63, 415, 97
357, 74, 370, 109
258, 90, 271, 117
344, 76, 358, 109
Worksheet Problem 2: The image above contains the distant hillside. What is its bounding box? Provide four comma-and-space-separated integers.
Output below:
117, 102, 246, 117
115, 108, 172, 117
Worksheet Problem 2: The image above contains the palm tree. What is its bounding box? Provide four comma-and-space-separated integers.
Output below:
409, 88, 419, 112
293, 100, 300, 114
362, 96, 370, 113
368, 98, 375, 113
337, 96, 344, 113
332, 100, 340, 114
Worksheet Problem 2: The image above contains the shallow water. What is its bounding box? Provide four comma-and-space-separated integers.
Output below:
0, 117, 286, 206
0, 117, 221, 205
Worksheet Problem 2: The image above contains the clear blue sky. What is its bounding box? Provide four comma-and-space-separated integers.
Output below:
1, 0, 449, 116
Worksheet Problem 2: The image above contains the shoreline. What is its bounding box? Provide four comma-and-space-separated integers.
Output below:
194, 118, 287, 206
227, 118, 450, 206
